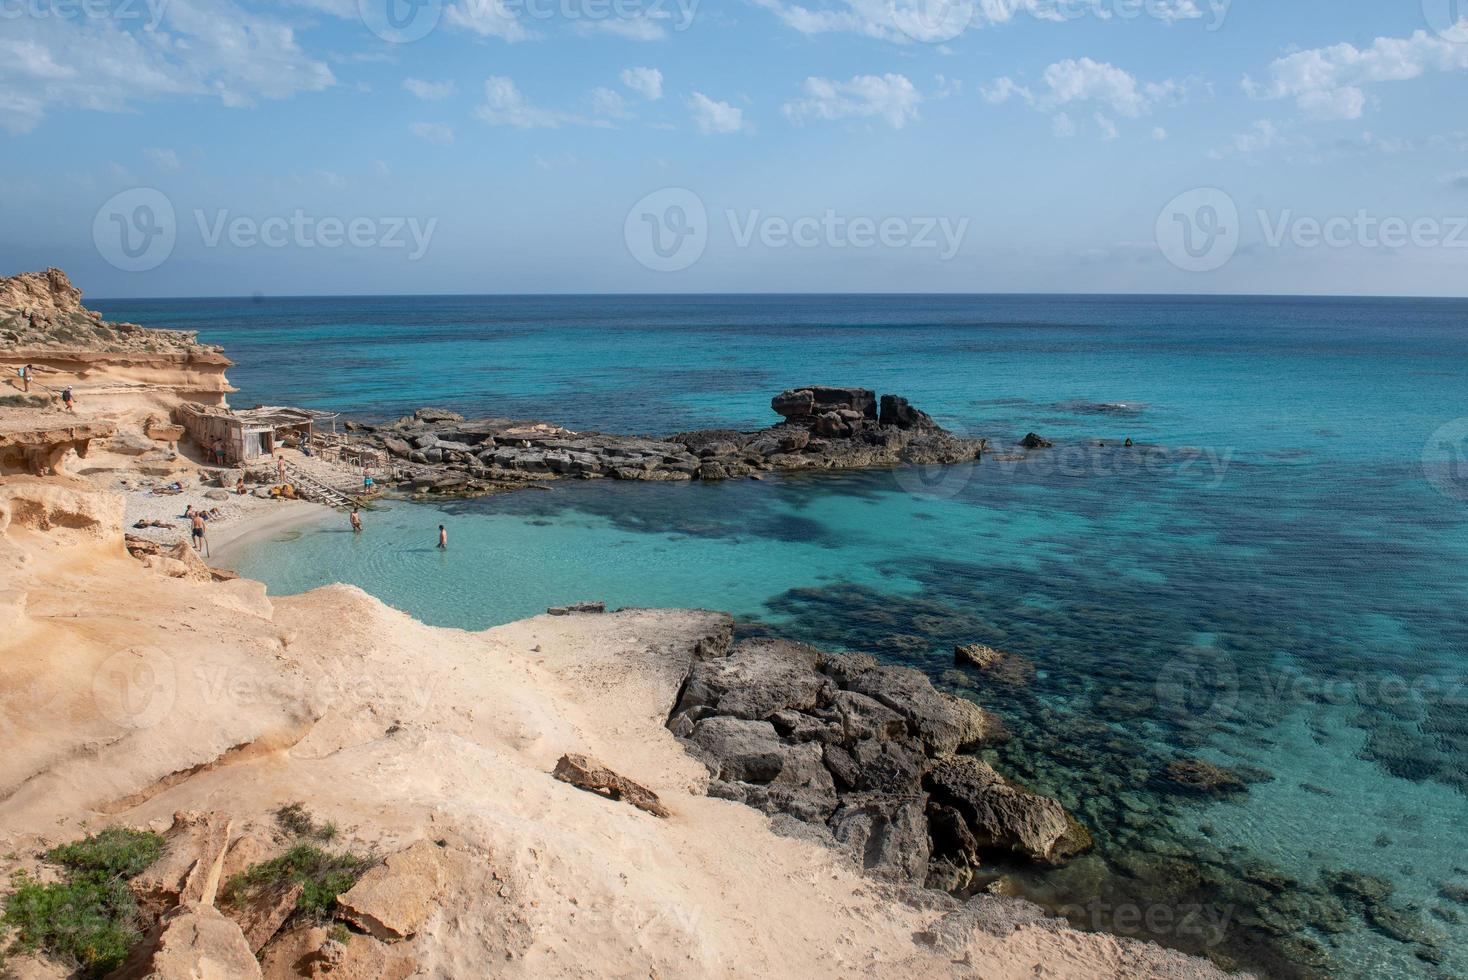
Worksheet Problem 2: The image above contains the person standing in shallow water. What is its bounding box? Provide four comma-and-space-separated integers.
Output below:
350, 507, 362, 533
437, 525, 447, 550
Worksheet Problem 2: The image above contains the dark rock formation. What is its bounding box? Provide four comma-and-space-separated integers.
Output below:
878, 394, 936, 430
347, 386, 982, 497
924, 756, 1092, 867
667, 635, 1087, 886
1019, 432, 1053, 449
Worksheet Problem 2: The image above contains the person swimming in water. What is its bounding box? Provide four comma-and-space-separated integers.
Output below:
350, 507, 362, 533
437, 524, 447, 550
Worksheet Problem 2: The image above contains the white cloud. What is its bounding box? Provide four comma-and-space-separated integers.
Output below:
144, 147, 182, 170
1244, 29, 1468, 120
621, 66, 664, 101
688, 92, 747, 134
573, 17, 668, 40
1152, 126, 1168, 141
590, 86, 630, 118
410, 121, 455, 144
983, 58, 1182, 138
1051, 112, 1075, 138
475, 76, 565, 128
404, 78, 457, 101
443, 0, 532, 41
1208, 119, 1287, 158
472, 76, 606, 129
0, 0, 334, 134
782, 73, 922, 129
750, 0, 1024, 44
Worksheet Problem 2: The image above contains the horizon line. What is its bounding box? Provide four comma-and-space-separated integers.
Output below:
90, 289, 1468, 303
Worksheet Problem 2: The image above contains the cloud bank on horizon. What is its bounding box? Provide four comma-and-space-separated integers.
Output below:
4, 0, 1468, 296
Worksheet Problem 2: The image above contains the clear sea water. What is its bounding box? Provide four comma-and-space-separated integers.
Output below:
98, 294, 1468, 978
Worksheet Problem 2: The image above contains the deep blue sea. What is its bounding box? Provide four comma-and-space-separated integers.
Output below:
98, 294, 1468, 979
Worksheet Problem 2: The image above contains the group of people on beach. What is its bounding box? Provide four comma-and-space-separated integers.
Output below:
13, 364, 74, 412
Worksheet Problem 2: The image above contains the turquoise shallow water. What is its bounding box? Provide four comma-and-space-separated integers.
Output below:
100, 294, 1468, 978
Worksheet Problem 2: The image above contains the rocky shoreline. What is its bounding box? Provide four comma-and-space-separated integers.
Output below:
344, 385, 984, 496
668, 628, 1094, 895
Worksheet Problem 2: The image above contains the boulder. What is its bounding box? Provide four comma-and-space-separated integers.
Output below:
829, 794, 932, 883
1157, 757, 1247, 796
1019, 432, 1053, 449
225, 881, 302, 953
336, 841, 445, 941
925, 757, 1091, 867
954, 643, 1036, 686
771, 388, 816, 418
552, 753, 669, 818
381, 436, 412, 457
130, 902, 261, 979
878, 395, 936, 430
262, 924, 416, 980
131, 811, 234, 916
845, 666, 996, 756
676, 638, 828, 721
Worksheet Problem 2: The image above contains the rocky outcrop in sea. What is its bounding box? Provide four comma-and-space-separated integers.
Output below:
350, 385, 982, 495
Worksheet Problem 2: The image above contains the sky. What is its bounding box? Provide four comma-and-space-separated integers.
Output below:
3, 0, 1468, 297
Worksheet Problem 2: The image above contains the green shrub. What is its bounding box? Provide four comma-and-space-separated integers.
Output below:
274, 802, 338, 842
223, 844, 371, 922
3, 828, 163, 977
46, 828, 164, 879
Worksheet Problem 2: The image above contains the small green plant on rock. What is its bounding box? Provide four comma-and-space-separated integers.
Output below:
223, 843, 372, 923
2, 827, 164, 977
275, 801, 338, 842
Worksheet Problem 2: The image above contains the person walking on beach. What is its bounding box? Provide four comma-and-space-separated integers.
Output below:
362, 468, 375, 495
191, 510, 209, 556
350, 507, 362, 533
20, 365, 32, 393
60, 386, 74, 412
437, 524, 447, 550
277, 454, 286, 483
